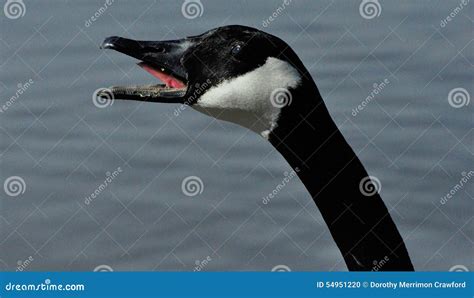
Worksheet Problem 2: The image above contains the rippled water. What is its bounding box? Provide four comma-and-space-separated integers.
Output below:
1, 0, 472, 271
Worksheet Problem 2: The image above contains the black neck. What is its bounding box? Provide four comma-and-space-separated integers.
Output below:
269, 84, 414, 271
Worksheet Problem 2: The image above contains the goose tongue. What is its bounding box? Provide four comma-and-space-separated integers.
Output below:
138, 62, 186, 89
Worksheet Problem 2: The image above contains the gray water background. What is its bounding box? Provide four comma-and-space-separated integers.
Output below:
0, 0, 472, 271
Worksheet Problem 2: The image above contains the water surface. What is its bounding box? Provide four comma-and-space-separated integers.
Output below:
1, 0, 472, 271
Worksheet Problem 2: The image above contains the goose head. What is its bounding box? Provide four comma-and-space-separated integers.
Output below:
100, 25, 319, 139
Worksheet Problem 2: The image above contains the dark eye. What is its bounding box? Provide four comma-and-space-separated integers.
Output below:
231, 44, 242, 55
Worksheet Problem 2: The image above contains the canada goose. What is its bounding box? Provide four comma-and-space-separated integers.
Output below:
99, 25, 414, 271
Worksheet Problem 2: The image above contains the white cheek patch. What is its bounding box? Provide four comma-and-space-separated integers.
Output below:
192, 57, 302, 138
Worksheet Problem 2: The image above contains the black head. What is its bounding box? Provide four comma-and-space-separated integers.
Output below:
180, 25, 309, 103
100, 25, 311, 102
100, 25, 320, 137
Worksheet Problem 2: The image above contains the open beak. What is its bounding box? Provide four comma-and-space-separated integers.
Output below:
99, 36, 190, 103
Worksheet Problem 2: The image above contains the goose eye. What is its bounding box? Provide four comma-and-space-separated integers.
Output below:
231, 44, 242, 55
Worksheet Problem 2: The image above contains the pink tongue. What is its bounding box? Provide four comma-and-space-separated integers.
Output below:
138, 63, 186, 88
